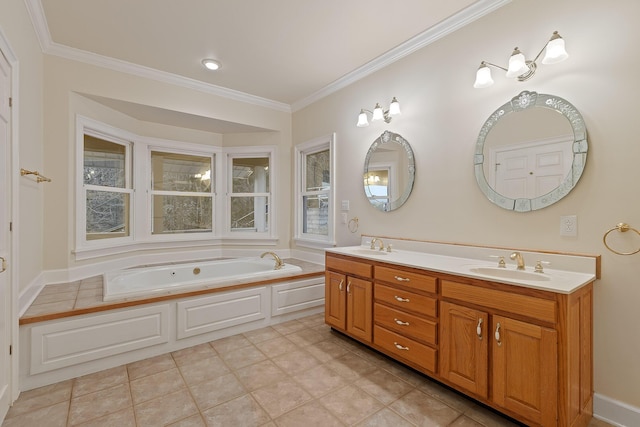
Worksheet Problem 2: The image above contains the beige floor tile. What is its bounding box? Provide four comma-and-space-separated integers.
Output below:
319, 384, 384, 425
254, 336, 299, 358
69, 383, 132, 426
292, 364, 348, 398
389, 389, 461, 426
297, 313, 326, 328
271, 349, 321, 375
325, 353, 377, 381
189, 372, 246, 411
178, 355, 230, 385
355, 408, 415, 427
251, 378, 313, 418
417, 378, 475, 413
31, 290, 78, 305
72, 365, 129, 397
463, 404, 521, 427
274, 400, 344, 427
5, 380, 71, 418
271, 319, 306, 335
355, 369, 415, 405
201, 394, 270, 427
134, 389, 199, 427
243, 326, 281, 343
130, 367, 186, 405
171, 343, 216, 366
73, 407, 136, 427
235, 359, 288, 391
77, 287, 103, 299
39, 282, 80, 295
449, 414, 486, 427
304, 338, 350, 363
22, 300, 75, 317
210, 334, 252, 354
218, 344, 267, 370
167, 414, 207, 427
127, 353, 177, 380
1, 401, 69, 427
285, 328, 326, 347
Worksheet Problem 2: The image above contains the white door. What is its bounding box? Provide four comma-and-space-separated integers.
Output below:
0, 48, 12, 420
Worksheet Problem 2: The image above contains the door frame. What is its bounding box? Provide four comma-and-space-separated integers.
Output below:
0, 26, 20, 409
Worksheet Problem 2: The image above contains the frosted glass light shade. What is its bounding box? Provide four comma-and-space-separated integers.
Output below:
389, 98, 401, 116
372, 104, 384, 121
474, 64, 494, 88
542, 35, 568, 64
357, 110, 369, 127
506, 48, 529, 78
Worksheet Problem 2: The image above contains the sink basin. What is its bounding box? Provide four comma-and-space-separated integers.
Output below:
469, 266, 550, 282
350, 248, 388, 256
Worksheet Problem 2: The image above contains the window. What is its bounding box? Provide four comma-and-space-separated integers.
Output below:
295, 133, 335, 247
150, 151, 214, 234
83, 133, 132, 241
228, 155, 271, 233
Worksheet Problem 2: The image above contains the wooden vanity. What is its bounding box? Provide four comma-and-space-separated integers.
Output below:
325, 251, 594, 427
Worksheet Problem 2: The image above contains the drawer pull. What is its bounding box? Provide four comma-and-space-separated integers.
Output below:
394, 275, 410, 282
393, 342, 409, 351
394, 295, 410, 303
495, 322, 502, 346
347, 281, 352, 293
338, 279, 344, 291
394, 318, 410, 326
476, 318, 483, 340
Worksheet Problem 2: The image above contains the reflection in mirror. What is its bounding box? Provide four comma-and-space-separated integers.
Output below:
364, 131, 415, 212
474, 91, 587, 212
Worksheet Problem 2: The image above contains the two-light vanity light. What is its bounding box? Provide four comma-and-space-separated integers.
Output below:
356, 97, 401, 127
474, 31, 568, 88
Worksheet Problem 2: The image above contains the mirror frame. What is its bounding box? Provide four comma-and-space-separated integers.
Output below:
364, 130, 415, 212
474, 91, 587, 212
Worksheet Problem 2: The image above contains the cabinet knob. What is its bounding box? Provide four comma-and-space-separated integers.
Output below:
495, 322, 502, 346
476, 318, 483, 340
394, 295, 410, 303
394, 275, 410, 282
394, 318, 410, 326
393, 342, 409, 351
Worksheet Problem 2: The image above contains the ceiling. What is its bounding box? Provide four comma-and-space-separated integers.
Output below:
31, 0, 509, 112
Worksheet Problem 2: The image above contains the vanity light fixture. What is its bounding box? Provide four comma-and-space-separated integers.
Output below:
473, 31, 568, 88
202, 59, 221, 71
356, 97, 401, 127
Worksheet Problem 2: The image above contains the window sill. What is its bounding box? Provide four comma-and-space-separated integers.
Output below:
294, 237, 336, 250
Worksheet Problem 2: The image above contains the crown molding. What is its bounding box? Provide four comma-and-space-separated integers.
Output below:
291, 0, 512, 112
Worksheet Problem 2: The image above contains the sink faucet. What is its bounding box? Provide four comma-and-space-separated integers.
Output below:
370, 238, 385, 251
260, 251, 284, 270
510, 252, 525, 270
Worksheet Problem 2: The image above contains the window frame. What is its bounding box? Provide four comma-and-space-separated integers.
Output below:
294, 133, 336, 248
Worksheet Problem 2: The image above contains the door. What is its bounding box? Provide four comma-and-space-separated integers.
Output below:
0, 48, 12, 420
346, 277, 372, 342
492, 315, 558, 426
439, 302, 488, 398
325, 271, 346, 330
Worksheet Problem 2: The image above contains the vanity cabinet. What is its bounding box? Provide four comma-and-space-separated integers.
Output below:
324, 252, 594, 427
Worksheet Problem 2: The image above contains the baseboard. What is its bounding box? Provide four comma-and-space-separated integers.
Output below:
594, 393, 640, 427
18, 272, 45, 317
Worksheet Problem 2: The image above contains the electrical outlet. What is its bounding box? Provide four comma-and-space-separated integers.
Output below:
560, 215, 577, 237
341, 213, 348, 224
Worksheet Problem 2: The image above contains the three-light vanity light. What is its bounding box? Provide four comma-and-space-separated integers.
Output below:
356, 97, 401, 127
473, 31, 569, 88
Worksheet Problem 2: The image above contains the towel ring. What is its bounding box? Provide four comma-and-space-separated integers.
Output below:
348, 217, 359, 233
603, 223, 640, 255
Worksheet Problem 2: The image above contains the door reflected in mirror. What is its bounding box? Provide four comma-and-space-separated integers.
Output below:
363, 131, 415, 212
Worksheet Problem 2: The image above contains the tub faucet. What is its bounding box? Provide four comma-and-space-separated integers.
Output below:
261, 251, 284, 270
370, 238, 385, 251
510, 252, 525, 270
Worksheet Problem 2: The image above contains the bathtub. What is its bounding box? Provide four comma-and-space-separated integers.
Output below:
103, 257, 303, 301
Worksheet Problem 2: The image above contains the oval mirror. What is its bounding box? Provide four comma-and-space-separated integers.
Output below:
474, 91, 587, 212
364, 130, 415, 212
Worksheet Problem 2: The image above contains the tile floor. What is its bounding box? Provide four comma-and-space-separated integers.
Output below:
3, 313, 613, 427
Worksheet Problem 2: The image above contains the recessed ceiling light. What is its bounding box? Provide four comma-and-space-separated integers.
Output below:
202, 59, 221, 71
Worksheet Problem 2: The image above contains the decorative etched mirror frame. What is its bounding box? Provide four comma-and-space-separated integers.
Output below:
474, 91, 587, 212
364, 130, 415, 212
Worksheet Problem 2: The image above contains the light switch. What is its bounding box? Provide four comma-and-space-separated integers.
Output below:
341, 200, 350, 211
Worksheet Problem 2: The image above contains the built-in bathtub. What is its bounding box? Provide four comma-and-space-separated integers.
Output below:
103, 257, 303, 301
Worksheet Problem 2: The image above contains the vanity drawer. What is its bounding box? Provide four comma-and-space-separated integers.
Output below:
375, 266, 437, 294
326, 255, 372, 279
441, 280, 556, 323
374, 325, 437, 373
374, 303, 437, 345
375, 284, 437, 318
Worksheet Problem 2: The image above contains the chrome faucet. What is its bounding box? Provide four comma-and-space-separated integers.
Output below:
510, 252, 525, 270
260, 251, 284, 270
370, 238, 385, 251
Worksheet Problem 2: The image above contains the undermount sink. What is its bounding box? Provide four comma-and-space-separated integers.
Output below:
350, 248, 388, 256
469, 266, 550, 282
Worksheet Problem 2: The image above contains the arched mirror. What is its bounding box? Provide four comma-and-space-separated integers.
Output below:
474, 91, 587, 212
364, 130, 415, 212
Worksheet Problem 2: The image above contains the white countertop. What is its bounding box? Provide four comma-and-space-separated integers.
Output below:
326, 244, 596, 294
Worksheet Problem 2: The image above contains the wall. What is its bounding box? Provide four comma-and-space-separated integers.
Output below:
0, 0, 45, 295
293, 0, 640, 415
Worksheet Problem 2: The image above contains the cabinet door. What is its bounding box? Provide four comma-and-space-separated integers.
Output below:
440, 301, 488, 398
325, 271, 346, 330
347, 277, 373, 342
492, 315, 558, 427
